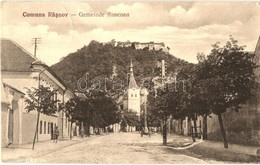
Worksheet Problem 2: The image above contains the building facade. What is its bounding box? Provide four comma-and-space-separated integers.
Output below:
1, 82, 25, 147
1, 39, 75, 146
114, 41, 169, 53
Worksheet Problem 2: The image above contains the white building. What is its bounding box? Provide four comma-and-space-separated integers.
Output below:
126, 60, 141, 115
121, 61, 141, 132
1, 81, 25, 147
1, 39, 75, 146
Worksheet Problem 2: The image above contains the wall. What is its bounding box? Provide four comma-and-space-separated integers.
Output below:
60, 90, 75, 139
22, 113, 37, 144
1, 72, 38, 94
21, 112, 58, 143
12, 100, 20, 145
1, 104, 9, 147
128, 88, 141, 115
1, 85, 25, 146
37, 114, 58, 141
2, 71, 67, 143
207, 93, 260, 146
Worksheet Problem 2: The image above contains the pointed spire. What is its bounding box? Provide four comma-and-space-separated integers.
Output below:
128, 59, 138, 89
130, 59, 133, 73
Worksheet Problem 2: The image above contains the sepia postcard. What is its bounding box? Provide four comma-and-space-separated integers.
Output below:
1, 1, 260, 164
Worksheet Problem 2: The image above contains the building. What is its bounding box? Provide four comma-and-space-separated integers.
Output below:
1, 39, 75, 146
1, 82, 25, 147
112, 40, 169, 53
121, 61, 141, 132
133, 42, 169, 53
123, 60, 141, 115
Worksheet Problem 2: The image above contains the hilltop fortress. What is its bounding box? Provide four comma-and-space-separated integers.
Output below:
103, 40, 170, 53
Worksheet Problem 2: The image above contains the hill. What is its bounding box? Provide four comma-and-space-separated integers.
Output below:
51, 40, 190, 91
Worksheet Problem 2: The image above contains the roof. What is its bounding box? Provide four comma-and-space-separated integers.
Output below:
1, 39, 37, 72
32, 61, 67, 89
129, 73, 138, 88
1, 39, 67, 90
1, 81, 25, 105
128, 61, 138, 89
1, 81, 9, 105
3, 82, 25, 95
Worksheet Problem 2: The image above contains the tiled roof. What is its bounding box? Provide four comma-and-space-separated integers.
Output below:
1, 39, 37, 72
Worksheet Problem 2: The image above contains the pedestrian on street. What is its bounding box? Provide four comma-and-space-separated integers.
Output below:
53, 126, 59, 143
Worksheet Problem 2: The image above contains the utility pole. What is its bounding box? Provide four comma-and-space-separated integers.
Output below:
161, 60, 165, 77
142, 88, 149, 134
161, 59, 167, 145
31, 38, 41, 58
30, 38, 41, 150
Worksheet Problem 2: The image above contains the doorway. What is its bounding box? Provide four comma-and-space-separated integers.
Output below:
8, 108, 14, 145
50, 122, 54, 140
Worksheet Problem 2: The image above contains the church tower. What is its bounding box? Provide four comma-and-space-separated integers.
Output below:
127, 60, 141, 115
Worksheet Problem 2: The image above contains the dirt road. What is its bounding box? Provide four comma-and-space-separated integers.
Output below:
29, 132, 218, 163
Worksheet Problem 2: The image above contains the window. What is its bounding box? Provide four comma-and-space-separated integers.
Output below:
131, 94, 133, 97
48, 122, 50, 134
65, 117, 67, 128
135, 94, 137, 97
51, 122, 54, 134
55, 93, 57, 102
44, 121, 46, 134
39, 121, 42, 134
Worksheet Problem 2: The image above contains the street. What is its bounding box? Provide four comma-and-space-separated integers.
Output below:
8, 132, 221, 163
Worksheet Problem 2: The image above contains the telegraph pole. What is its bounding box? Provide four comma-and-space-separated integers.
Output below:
142, 88, 149, 134
31, 38, 41, 58
161, 59, 167, 145
31, 37, 41, 150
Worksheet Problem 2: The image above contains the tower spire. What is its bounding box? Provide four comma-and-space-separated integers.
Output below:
128, 59, 138, 89
130, 59, 133, 73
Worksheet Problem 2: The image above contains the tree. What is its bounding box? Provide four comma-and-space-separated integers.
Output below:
122, 109, 139, 131
85, 90, 121, 131
64, 97, 88, 139
25, 85, 60, 150
145, 95, 161, 129
152, 83, 177, 145
51, 39, 188, 92
64, 99, 76, 139
196, 37, 256, 148
176, 63, 210, 140
148, 62, 185, 145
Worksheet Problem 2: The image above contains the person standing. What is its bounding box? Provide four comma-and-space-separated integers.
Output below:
53, 126, 59, 143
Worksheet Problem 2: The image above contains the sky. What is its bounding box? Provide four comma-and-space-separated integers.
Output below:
1, 1, 260, 66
